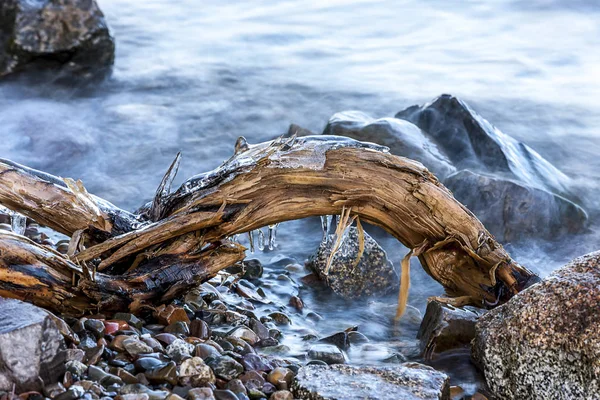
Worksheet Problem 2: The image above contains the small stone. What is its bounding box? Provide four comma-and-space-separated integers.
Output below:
123, 338, 154, 357
288, 296, 303, 312
179, 357, 216, 387
319, 332, 349, 350
225, 379, 247, 395
228, 326, 259, 345
269, 391, 293, 400
104, 322, 120, 335
242, 259, 263, 279
109, 335, 132, 352
248, 319, 270, 341
241, 354, 273, 372
166, 339, 194, 362
154, 333, 178, 346
210, 356, 244, 381
117, 395, 150, 400
187, 387, 216, 400
55, 386, 85, 400
87, 365, 123, 387
113, 314, 143, 330
267, 368, 293, 390
165, 321, 190, 335
65, 349, 85, 362
195, 343, 221, 360
239, 370, 265, 387
134, 357, 166, 372
117, 368, 139, 384
308, 344, 345, 365
65, 360, 87, 376
43, 382, 66, 399
85, 319, 106, 339
166, 395, 185, 400
156, 305, 191, 326
189, 319, 210, 340
145, 361, 178, 385
212, 390, 238, 400
267, 313, 291, 325
120, 384, 170, 400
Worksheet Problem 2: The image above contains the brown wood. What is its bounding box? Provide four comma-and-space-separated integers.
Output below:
0, 136, 538, 316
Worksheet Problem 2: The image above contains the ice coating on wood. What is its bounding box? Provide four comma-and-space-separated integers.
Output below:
10, 213, 26, 235
164, 135, 389, 217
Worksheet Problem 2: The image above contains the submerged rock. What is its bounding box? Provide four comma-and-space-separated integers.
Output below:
291, 363, 450, 400
417, 300, 483, 359
0, 297, 66, 392
307, 226, 399, 299
445, 170, 587, 241
0, 0, 115, 79
323, 111, 455, 179
472, 251, 600, 399
396, 94, 573, 199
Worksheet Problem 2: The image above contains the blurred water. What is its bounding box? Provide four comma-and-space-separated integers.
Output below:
1, 0, 600, 393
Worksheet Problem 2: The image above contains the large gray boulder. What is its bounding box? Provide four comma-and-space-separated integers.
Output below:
472, 251, 600, 400
291, 363, 450, 400
445, 170, 587, 241
307, 226, 399, 299
0, 297, 66, 392
0, 0, 114, 79
323, 111, 456, 179
396, 94, 574, 199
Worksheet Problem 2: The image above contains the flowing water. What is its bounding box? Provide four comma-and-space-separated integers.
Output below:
2, 0, 600, 394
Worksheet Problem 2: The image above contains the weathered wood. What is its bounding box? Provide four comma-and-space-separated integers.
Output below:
0, 136, 538, 315
0, 158, 139, 238
0, 231, 244, 315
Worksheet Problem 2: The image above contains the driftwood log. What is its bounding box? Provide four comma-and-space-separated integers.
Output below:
0, 136, 539, 317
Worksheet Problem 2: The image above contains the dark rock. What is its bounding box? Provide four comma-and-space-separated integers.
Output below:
225, 379, 247, 395
212, 390, 238, 400
417, 299, 483, 359
0, 0, 115, 79
266, 313, 291, 326
307, 227, 398, 299
445, 170, 587, 241
113, 314, 143, 330
154, 333, 178, 346
210, 356, 244, 381
55, 385, 84, 400
145, 361, 178, 386
307, 344, 345, 365
87, 365, 123, 387
84, 319, 105, 339
291, 363, 450, 400
164, 321, 190, 336
318, 332, 349, 351
190, 320, 210, 340
286, 124, 316, 138
134, 357, 166, 373
396, 94, 574, 199
324, 111, 455, 178
195, 343, 221, 360
242, 259, 263, 280
248, 319, 270, 341
472, 251, 600, 399
241, 354, 273, 372
347, 332, 369, 345
0, 298, 66, 392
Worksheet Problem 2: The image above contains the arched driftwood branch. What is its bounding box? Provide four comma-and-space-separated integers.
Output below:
0, 136, 538, 316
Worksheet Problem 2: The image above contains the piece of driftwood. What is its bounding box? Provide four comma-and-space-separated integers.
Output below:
0, 136, 539, 316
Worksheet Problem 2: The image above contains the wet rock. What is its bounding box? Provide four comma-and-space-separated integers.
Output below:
347, 332, 369, 345
120, 384, 170, 400
212, 390, 238, 400
195, 343, 221, 360
417, 299, 483, 359
307, 344, 345, 365
87, 365, 123, 387
0, 298, 66, 392
164, 321, 190, 335
228, 326, 259, 346
166, 339, 194, 362
249, 319, 270, 341
269, 391, 293, 400
265, 313, 290, 326
156, 304, 191, 326
189, 320, 210, 340
123, 337, 154, 357
154, 333, 178, 346
242, 259, 263, 280
84, 319, 105, 339
324, 111, 455, 178
114, 313, 143, 330
179, 357, 216, 387
472, 251, 600, 399
225, 379, 247, 396
308, 227, 398, 299
145, 361, 178, 385
65, 360, 87, 376
187, 387, 216, 400
118, 395, 150, 400
396, 94, 574, 199
292, 363, 450, 400
445, 170, 587, 241
267, 368, 293, 390
54, 385, 84, 400
0, 0, 115, 79
134, 357, 166, 372
318, 332, 349, 351
241, 354, 273, 372
209, 356, 244, 381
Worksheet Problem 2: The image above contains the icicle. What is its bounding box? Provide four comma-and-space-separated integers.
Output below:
320, 216, 328, 238
268, 223, 278, 250
11, 213, 26, 235
247, 231, 255, 253
232, 234, 240, 242
257, 229, 265, 251
326, 215, 334, 235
